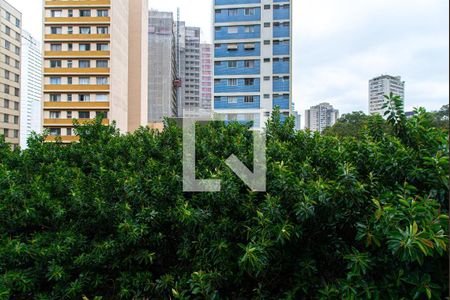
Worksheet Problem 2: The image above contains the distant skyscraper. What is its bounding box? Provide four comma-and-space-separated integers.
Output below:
148, 10, 178, 122
293, 111, 301, 131
180, 26, 201, 117
20, 31, 42, 149
200, 43, 213, 112
0, 0, 21, 149
369, 75, 405, 115
213, 0, 293, 128
305, 102, 339, 132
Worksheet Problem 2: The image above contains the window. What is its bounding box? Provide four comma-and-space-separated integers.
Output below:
78, 111, 90, 119
50, 94, 61, 102
3, 114, 9, 123
5, 26, 10, 36
227, 96, 238, 104
3, 129, 9, 138
50, 111, 61, 119
80, 27, 91, 34
79, 77, 90, 85
67, 77, 73, 85
264, 94, 270, 99
245, 8, 256, 16
50, 77, 61, 85
264, 5, 271, 9
97, 27, 108, 34
5, 12, 11, 21
96, 94, 108, 101
68, 10, 73, 17
50, 128, 61, 136
14, 102, 19, 110
4, 85, 10, 94
264, 58, 271, 63
79, 94, 90, 102
244, 43, 255, 50
15, 19, 20, 28
68, 26, 73, 34
14, 46, 20, 55
244, 60, 255, 68
264, 40, 271, 45
264, 76, 270, 81
67, 60, 73, 68
14, 130, 19, 138
50, 60, 62, 68
227, 79, 237, 86
244, 78, 255, 86
51, 44, 62, 51
227, 61, 237, 68
244, 96, 254, 103
79, 10, 91, 17
3, 99, 9, 108
244, 26, 255, 33
97, 10, 108, 17
79, 60, 90, 68
4, 70, 9, 79
227, 44, 238, 51
68, 43, 73, 51
79, 43, 91, 51
14, 88, 19, 97
4, 41, 10, 50
228, 9, 238, 16
4, 55, 10, 65
67, 111, 73, 119
51, 10, 62, 17
50, 27, 62, 34
97, 43, 109, 51
96, 60, 108, 68
67, 94, 73, 102
96, 77, 108, 85
67, 128, 72, 136
264, 22, 271, 28
15, 60, 19, 69
227, 27, 238, 34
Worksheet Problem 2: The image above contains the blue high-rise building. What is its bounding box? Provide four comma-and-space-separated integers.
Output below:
213, 0, 292, 128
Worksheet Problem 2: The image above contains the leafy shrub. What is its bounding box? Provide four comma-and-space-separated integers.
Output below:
0, 108, 448, 299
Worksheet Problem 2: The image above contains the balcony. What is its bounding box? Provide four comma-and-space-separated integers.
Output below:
273, 41, 290, 55
215, 60, 260, 76
215, 42, 260, 58
44, 118, 109, 126
214, 78, 260, 93
215, 25, 261, 40
44, 101, 110, 109
273, 77, 290, 92
215, 0, 260, 5
44, 68, 110, 74
273, 5, 290, 20
45, 17, 111, 24
273, 59, 290, 74
45, 0, 111, 7
44, 50, 110, 57
44, 34, 110, 41
214, 96, 260, 109
273, 23, 290, 38
215, 8, 261, 23
273, 94, 290, 109
44, 84, 110, 92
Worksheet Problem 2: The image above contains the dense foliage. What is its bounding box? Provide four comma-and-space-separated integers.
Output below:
0, 106, 448, 299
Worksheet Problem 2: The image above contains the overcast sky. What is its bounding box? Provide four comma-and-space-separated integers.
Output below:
9, 0, 449, 115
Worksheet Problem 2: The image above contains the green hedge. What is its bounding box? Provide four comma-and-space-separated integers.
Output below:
0, 110, 448, 299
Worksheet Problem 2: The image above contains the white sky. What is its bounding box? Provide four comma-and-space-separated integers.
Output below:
8, 0, 449, 116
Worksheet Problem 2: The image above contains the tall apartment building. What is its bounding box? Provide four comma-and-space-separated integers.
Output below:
20, 31, 42, 149
213, 0, 292, 128
180, 26, 201, 117
369, 75, 405, 115
0, 0, 21, 148
43, 0, 148, 142
305, 102, 339, 133
200, 43, 213, 112
148, 10, 178, 123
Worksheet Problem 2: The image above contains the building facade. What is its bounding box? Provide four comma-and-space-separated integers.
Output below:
148, 10, 178, 123
0, 0, 21, 148
369, 75, 405, 115
213, 0, 292, 128
20, 31, 42, 149
305, 102, 339, 133
200, 43, 213, 112
43, 0, 148, 142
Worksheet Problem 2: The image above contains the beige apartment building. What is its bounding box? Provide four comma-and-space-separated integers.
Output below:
43, 0, 148, 142
0, 0, 21, 148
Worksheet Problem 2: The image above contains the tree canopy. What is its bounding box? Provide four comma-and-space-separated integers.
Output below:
0, 107, 448, 299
